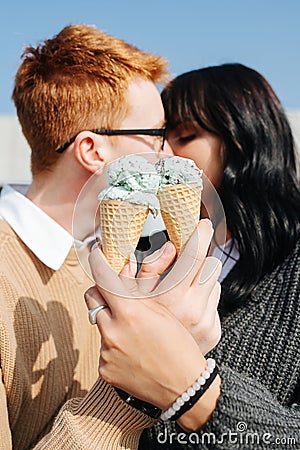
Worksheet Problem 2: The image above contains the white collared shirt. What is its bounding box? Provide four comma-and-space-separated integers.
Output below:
0, 184, 163, 273
0, 184, 74, 270
212, 239, 240, 283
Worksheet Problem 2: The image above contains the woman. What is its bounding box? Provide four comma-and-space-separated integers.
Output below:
140, 64, 300, 448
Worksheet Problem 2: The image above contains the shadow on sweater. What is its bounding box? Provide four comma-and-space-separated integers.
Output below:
12, 298, 87, 449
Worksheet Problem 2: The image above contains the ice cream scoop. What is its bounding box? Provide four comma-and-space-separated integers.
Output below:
107, 154, 160, 194
98, 155, 160, 217
156, 156, 203, 188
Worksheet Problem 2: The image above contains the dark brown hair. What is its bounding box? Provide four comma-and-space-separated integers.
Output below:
162, 63, 300, 310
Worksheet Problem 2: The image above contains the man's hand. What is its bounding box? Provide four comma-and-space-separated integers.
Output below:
103, 219, 221, 355
153, 219, 221, 354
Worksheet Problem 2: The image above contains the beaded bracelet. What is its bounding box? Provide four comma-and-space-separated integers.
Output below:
160, 358, 218, 422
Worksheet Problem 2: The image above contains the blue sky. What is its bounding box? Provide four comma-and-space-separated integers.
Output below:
1, 0, 300, 113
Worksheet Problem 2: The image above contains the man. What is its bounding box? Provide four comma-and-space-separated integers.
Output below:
0, 24, 221, 449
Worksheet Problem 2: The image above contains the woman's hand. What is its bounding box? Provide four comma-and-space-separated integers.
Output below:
136, 219, 222, 354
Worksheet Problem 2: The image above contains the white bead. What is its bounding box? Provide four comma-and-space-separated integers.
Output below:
207, 358, 215, 369
160, 358, 218, 422
193, 382, 201, 391
176, 397, 184, 407
181, 392, 190, 402
172, 402, 181, 411
187, 387, 195, 397
202, 370, 210, 379
198, 376, 205, 385
168, 407, 175, 416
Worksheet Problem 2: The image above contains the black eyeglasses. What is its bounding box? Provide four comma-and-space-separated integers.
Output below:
55, 128, 166, 154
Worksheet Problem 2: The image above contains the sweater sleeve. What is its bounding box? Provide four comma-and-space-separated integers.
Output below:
140, 366, 300, 450
0, 368, 13, 449
33, 378, 155, 450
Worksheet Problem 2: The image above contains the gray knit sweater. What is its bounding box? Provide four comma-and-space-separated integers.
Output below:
139, 240, 300, 449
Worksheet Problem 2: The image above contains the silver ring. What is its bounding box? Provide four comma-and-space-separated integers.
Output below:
88, 305, 109, 325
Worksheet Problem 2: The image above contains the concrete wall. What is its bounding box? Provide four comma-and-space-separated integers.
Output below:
286, 110, 300, 151
0, 116, 31, 184
1, 112, 300, 185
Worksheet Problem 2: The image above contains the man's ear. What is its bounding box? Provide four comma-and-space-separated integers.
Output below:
73, 131, 107, 173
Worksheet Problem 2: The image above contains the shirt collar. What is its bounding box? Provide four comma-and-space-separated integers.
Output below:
212, 239, 240, 283
0, 184, 74, 270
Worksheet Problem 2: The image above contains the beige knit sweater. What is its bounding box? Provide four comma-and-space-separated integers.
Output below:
0, 221, 154, 450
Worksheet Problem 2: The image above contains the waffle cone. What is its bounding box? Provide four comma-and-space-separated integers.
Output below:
158, 183, 202, 255
100, 199, 149, 273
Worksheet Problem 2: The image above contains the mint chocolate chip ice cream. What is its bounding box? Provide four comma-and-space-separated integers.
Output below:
156, 156, 203, 188
98, 155, 161, 217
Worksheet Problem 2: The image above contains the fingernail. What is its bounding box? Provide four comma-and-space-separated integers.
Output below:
163, 241, 174, 255
201, 218, 213, 227
199, 257, 220, 284
129, 252, 137, 275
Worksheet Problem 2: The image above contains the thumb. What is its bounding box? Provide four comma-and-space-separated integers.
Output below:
119, 253, 141, 297
137, 241, 176, 293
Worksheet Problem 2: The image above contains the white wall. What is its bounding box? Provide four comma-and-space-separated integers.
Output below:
1, 112, 300, 185
286, 110, 300, 152
0, 116, 31, 184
